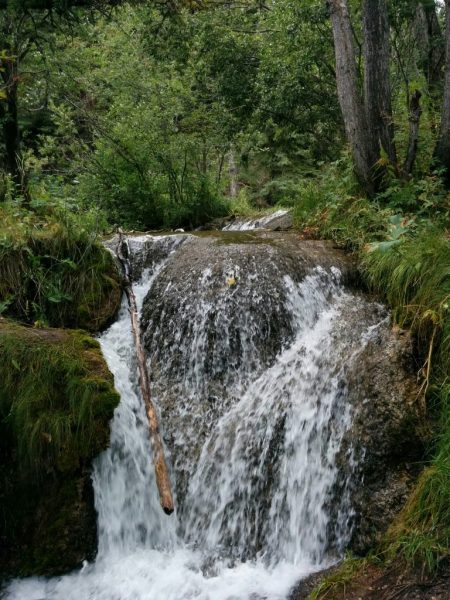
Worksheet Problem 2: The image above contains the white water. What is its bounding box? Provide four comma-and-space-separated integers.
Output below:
222, 209, 290, 231
6, 237, 384, 600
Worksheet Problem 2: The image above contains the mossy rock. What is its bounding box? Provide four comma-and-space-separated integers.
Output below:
0, 319, 120, 578
0, 212, 122, 332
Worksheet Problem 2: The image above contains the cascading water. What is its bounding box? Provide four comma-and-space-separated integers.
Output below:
6, 233, 390, 600
222, 209, 290, 231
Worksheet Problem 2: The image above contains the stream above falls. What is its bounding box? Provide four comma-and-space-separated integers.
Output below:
5, 230, 421, 600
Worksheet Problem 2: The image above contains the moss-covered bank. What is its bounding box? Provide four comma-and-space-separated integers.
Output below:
0, 206, 122, 331
0, 319, 120, 578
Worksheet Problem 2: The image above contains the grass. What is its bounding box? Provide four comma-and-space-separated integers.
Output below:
0, 202, 122, 331
0, 319, 120, 476
362, 229, 450, 380
307, 556, 376, 600
382, 384, 450, 575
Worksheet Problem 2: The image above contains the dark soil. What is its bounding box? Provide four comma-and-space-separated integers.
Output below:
293, 563, 450, 600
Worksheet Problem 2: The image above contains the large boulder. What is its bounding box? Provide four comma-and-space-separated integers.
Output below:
0, 320, 120, 577
136, 231, 421, 547
340, 324, 423, 554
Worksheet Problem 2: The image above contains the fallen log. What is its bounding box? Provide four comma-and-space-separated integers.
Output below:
116, 231, 174, 515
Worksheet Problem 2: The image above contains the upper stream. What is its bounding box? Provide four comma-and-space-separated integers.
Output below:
6, 231, 392, 600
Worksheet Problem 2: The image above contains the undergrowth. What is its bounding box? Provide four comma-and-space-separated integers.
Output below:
0, 201, 121, 331
0, 319, 120, 477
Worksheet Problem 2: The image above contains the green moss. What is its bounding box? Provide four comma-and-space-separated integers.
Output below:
0, 319, 120, 476
0, 319, 119, 577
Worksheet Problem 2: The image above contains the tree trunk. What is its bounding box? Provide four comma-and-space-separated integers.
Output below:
228, 147, 238, 198
116, 233, 174, 515
434, 0, 450, 186
414, 2, 445, 88
328, 0, 374, 195
404, 90, 423, 176
1, 58, 19, 177
424, 1, 445, 87
0, 55, 30, 204
363, 0, 397, 174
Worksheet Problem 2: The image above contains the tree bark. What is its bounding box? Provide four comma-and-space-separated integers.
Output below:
414, 2, 445, 88
228, 147, 238, 198
0, 54, 30, 204
116, 232, 174, 515
403, 90, 422, 176
363, 0, 397, 173
328, 0, 374, 195
424, 1, 445, 87
434, 0, 450, 186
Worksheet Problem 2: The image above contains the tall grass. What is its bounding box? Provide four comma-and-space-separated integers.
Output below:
361, 229, 450, 575
362, 229, 450, 378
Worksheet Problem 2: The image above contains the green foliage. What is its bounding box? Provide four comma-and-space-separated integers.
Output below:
1, 0, 344, 225
0, 320, 119, 476
362, 228, 450, 377
376, 174, 450, 221
384, 442, 450, 574
289, 156, 393, 249
228, 188, 265, 217
366, 214, 415, 252
0, 202, 121, 330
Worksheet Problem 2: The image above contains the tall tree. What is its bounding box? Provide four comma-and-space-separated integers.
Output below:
0, 0, 120, 201
0, 9, 34, 201
434, 0, 450, 185
363, 0, 397, 169
328, 0, 397, 195
417, 0, 445, 87
328, 0, 375, 194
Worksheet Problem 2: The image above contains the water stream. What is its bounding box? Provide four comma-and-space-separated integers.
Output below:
6, 234, 388, 600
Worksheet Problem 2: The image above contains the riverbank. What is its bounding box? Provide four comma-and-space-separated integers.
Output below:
281, 169, 449, 597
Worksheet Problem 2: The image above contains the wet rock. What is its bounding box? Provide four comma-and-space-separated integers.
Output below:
139, 232, 356, 503
264, 210, 293, 231
104, 233, 187, 281
133, 231, 420, 559
221, 209, 293, 231
340, 325, 423, 554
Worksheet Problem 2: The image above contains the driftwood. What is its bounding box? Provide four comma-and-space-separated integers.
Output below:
116, 231, 174, 515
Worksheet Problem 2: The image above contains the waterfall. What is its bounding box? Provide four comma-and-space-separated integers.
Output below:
5, 234, 389, 600
222, 209, 290, 231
